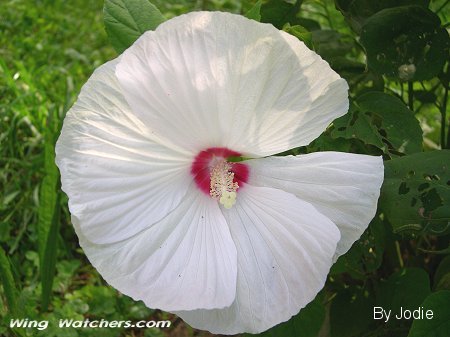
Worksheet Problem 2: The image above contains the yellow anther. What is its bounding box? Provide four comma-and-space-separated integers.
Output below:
220, 191, 237, 209
210, 159, 239, 208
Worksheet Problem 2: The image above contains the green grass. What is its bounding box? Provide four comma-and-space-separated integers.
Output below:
1, 0, 114, 253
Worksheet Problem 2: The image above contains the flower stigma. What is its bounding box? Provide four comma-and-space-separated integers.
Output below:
190, 147, 249, 206
210, 159, 239, 209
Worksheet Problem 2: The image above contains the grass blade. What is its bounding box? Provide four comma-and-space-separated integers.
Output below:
38, 109, 61, 311
0, 246, 18, 315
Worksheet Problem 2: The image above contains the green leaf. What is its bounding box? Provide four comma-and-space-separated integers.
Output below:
331, 217, 387, 278
332, 102, 384, 150
295, 18, 321, 32
245, 297, 325, 337
341, 68, 385, 96
331, 92, 423, 155
0, 246, 18, 315
245, 0, 262, 22
104, 0, 166, 53
308, 132, 353, 153
261, 0, 301, 29
377, 268, 431, 324
38, 111, 61, 311
433, 256, 450, 291
73, 285, 117, 316
283, 23, 313, 49
53, 260, 81, 293
407, 291, 450, 337
380, 150, 450, 234
360, 5, 449, 80
435, 273, 450, 292
311, 30, 354, 63
330, 287, 374, 337
335, 0, 430, 33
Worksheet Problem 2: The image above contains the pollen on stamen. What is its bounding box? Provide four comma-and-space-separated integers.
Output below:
191, 147, 249, 197
210, 160, 239, 208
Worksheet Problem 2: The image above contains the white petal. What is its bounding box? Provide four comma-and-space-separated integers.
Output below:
116, 11, 348, 156
175, 186, 339, 334
247, 152, 384, 259
75, 186, 237, 311
55, 59, 193, 244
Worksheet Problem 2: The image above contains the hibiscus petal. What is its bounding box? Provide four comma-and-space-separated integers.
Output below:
175, 186, 340, 334
247, 152, 384, 259
116, 11, 348, 156
55, 59, 193, 244
75, 186, 237, 311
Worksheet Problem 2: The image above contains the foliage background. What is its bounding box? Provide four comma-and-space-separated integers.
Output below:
0, 0, 449, 336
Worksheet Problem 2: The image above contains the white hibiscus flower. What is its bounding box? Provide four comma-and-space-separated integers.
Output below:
55, 11, 383, 335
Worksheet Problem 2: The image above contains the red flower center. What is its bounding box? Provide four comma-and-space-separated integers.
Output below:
191, 147, 249, 196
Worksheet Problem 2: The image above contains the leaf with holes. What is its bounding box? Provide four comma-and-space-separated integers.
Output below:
360, 5, 449, 80
331, 92, 423, 155
380, 150, 450, 234
335, 0, 430, 33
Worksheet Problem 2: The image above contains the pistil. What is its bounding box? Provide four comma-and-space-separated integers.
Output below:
210, 159, 239, 209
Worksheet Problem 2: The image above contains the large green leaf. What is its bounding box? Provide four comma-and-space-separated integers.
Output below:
360, 5, 449, 80
331, 92, 423, 155
104, 0, 166, 53
245, 297, 325, 337
335, 0, 430, 33
377, 268, 431, 318
407, 291, 450, 337
330, 287, 374, 337
380, 150, 450, 234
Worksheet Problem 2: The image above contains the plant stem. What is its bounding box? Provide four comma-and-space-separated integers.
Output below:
400, 81, 404, 102
443, 85, 449, 148
395, 241, 404, 268
408, 81, 414, 111
441, 65, 449, 148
